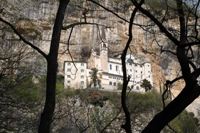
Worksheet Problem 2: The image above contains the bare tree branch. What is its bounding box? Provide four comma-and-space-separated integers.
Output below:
88, 0, 156, 33
62, 22, 107, 30
0, 17, 48, 59
88, 0, 129, 23
131, 0, 179, 45
38, 0, 70, 132
120, 0, 144, 132
100, 108, 122, 133
141, 0, 200, 132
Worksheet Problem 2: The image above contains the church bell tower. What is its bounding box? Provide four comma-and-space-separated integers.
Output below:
100, 42, 108, 72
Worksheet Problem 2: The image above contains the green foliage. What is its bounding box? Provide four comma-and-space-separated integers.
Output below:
117, 83, 123, 90
52, 88, 200, 132
145, 0, 163, 10
127, 91, 199, 132
145, 0, 176, 10
12, 74, 72, 102
167, 111, 199, 133
112, 0, 132, 13
90, 68, 101, 89
141, 79, 152, 92
69, 89, 109, 107
91, 68, 98, 85
86, 91, 108, 107
62, 88, 79, 97
128, 90, 162, 113
13, 76, 45, 103
56, 75, 64, 95
101, 91, 121, 107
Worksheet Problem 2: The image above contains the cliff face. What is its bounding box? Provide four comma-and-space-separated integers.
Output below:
2, 1, 184, 92
2, 0, 200, 124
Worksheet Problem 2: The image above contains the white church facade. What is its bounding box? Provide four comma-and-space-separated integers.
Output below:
64, 43, 153, 92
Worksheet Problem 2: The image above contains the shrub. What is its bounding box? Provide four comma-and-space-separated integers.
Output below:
56, 75, 64, 95
13, 76, 44, 103
168, 111, 199, 133
140, 79, 152, 92
127, 90, 162, 113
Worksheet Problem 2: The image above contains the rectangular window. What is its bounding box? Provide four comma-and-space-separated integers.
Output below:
81, 69, 84, 72
81, 63, 84, 66
81, 81, 84, 85
67, 68, 71, 72
110, 64, 112, 70
67, 62, 71, 66
81, 75, 84, 79
116, 65, 118, 71
109, 81, 112, 85
67, 75, 71, 78
113, 82, 116, 86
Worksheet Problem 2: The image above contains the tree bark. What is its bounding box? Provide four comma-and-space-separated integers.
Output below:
142, 85, 200, 133
38, 0, 70, 132
141, 0, 200, 132
121, 1, 144, 132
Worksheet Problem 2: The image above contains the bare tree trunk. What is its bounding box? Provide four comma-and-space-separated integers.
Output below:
38, 0, 70, 132
121, 1, 144, 132
142, 0, 200, 132
142, 85, 200, 133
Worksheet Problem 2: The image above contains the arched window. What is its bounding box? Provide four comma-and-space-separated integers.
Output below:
103, 43, 106, 48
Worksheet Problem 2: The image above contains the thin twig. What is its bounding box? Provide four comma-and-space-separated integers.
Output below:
0, 17, 48, 59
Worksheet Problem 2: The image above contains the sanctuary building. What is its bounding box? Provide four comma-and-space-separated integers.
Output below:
64, 43, 153, 92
